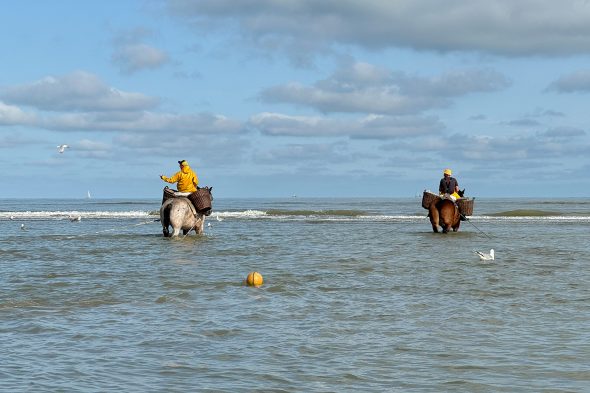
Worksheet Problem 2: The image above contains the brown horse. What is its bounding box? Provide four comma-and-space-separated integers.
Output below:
428, 198, 461, 233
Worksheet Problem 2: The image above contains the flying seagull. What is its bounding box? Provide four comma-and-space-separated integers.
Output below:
57, 144, 69, 153
474, 249, 495, 261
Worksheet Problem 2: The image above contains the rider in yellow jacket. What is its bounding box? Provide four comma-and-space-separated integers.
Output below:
160, 160, 199, 192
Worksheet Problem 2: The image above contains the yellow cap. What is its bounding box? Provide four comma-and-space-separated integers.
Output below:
443, 168, 452, 175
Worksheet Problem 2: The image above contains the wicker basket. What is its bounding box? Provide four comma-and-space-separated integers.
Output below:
457, 198, 474, 216
422, 191, 440, 209
188, 188, 212, 215
161, 186, 176, 204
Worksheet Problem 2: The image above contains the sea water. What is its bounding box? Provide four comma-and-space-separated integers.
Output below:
1, 197, 589, 392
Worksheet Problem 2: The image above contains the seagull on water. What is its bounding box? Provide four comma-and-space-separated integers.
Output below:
20, 223, 26, 230
474, 249, 495, 261
57, 144, 69, 153
9, 215, 15, 220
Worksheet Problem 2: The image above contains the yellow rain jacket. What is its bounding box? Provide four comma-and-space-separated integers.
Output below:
161, 165, 199, 192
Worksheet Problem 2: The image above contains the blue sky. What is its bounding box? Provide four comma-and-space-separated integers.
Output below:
1, 0, 590, 198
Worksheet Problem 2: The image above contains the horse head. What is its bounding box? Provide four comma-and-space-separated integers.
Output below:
196, 186, 213, 216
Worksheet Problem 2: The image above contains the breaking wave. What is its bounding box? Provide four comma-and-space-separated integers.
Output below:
265, 209, 367, 217
2, 209, 589, 222
0, 211, 153, 220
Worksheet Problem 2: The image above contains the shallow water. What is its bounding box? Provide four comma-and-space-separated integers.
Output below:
1, 197, 589, 392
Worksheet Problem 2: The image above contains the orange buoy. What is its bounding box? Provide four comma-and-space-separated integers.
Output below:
246, 271, 263, 287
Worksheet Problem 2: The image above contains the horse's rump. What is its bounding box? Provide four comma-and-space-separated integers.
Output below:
429, 198, 460, 233
161, 186, 213, 216
440, 199, 459, 231
438, 198, 457, 218
160, 197, 205, 237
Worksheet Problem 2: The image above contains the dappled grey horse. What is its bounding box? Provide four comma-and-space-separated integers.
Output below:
160, 197, 205, 237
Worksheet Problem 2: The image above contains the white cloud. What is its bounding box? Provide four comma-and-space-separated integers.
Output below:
259, 62, 510, 115
503, 119, 541, 127
249, 112, 443, 139
112, 43, 169, 74
253, 142, 353, 165
0, 68, 245, 136
42, 111, 242, 134
67, 139, 114, 159
539, 127, 586, 138
547, 70, 590, 93
376, 126, 589, 165
0, 133, 39, 149
113, 133, 251, 166
110, 28, 170, 74
0, 101, 36, 125
0, 73, 243, 136
1, 71, 159, 112
75, 139, 112, 151
438, 132, 588, 161
166, 0, 590, 57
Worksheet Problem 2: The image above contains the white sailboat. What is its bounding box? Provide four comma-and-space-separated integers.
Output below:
87, 190, 91, 199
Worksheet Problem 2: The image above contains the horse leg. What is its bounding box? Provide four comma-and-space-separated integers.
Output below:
451, 207, 461, 232
160, 200, 174, 237
440, 204, 450, 233
194, 217, 204, 235
452, 216, 461, 232
442, 215, 451, 233
169, 218, 181, 237
172, 226, 181, 237
429, 205, 440, 233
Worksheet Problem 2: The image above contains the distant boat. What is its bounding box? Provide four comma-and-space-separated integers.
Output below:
87, 190, 91, 199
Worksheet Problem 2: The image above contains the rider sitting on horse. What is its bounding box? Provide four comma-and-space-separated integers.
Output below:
439, 168, 461, 201
160, 160, 198, 193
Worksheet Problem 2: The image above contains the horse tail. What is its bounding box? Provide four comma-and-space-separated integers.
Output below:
160, 199, 174, 236
439, 199, 458, 233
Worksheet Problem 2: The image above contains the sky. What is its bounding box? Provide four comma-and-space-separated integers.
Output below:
1, 0, 590, 198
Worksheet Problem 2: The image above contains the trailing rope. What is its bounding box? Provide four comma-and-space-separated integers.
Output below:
181, 223, 198, 238
460, 213, 493, 239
